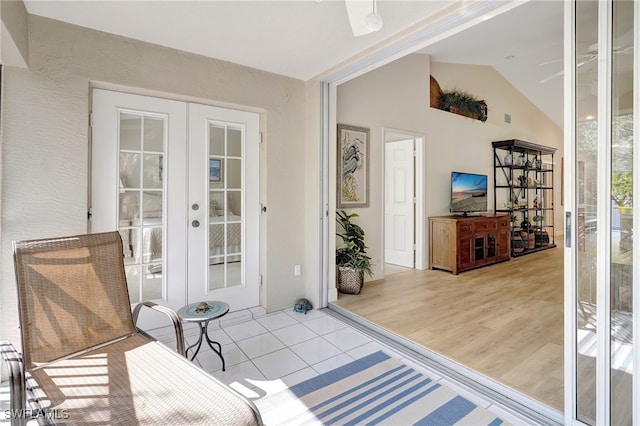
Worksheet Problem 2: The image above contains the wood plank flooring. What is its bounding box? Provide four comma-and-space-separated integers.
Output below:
334, 247, 564, 411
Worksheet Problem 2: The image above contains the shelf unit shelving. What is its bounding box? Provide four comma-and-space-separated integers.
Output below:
492, 139, 557, 257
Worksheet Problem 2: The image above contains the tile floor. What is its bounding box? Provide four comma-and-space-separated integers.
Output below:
155, 306, 531, 425
1, 306, 532, 425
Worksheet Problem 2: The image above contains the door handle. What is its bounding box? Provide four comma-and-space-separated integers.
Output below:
565, 212, 571, 248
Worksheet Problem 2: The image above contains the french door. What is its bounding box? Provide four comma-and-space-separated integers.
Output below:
567, 0, 638, 424
91, 89, 259, 329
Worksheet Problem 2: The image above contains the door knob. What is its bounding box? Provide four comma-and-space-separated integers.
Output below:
192, 220, 200, 228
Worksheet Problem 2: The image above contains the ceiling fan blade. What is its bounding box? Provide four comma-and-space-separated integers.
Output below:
345, 0, 371, 37
539, 69, 564, 84
539, 55, 596, 84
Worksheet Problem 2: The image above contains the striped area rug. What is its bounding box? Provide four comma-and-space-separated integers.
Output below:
256, 351, 508, 425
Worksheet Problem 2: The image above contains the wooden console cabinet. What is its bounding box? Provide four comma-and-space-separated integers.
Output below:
429, 215, 510, 275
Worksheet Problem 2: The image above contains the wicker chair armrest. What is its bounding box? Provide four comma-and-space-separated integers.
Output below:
132, 302, 186, 357
0, 340, 26, 426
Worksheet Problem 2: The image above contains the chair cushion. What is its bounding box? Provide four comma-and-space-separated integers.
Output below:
29, 333, 261, 425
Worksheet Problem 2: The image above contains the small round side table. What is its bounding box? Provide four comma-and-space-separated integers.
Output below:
177, 300, 229, 371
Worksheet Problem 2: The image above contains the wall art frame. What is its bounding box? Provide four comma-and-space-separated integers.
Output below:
337, 124, 369, 208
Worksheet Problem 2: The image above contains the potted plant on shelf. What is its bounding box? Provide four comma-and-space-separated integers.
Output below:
439, 89, 488, 122
533, 214, 545, 229
336, 210, 373, 295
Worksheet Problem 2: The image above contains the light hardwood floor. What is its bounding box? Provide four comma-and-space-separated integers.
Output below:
334, 247, 564, 411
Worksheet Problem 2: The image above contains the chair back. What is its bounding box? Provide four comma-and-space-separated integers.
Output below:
13, 232, 136, 369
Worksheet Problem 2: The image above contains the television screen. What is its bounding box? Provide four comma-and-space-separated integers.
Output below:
450, 171, 488, 215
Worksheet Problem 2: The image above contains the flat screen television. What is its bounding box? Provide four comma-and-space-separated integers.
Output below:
450, 171, 488, 215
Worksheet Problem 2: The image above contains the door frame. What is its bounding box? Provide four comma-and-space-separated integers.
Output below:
319, 1, 587, 424
381, 128, 425, 271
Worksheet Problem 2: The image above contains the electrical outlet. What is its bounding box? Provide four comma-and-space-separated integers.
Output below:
294, 265, 301, 276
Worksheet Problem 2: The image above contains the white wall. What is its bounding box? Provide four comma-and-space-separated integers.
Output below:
337, 54, 563, 281
0, 16, 312, 345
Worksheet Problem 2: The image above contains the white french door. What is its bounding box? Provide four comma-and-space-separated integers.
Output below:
384, 139, 415, 268
91, 89, 259, 329
187, 104, 259, 308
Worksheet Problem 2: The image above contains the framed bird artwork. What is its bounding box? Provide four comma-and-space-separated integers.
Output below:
337, 124, 369, 208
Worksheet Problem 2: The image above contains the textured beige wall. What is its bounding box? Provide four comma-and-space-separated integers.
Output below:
0, 15, 312, 344
0, 0, 29, 67
337, 54, 563, 281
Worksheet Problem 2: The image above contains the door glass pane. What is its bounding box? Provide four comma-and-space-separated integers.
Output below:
610, 1, 633, 424
227, 223, 241, 254
143, 191, 163, 221
119, 113, 141, 150
120, 152, 141, 188
228, 191, 241, 218
119, 190, 140, 222
208, 123, 244, 291
210, 124, 225, 157
119, 111, 166, 303
143, 117, 164, 152
227, 159, 242, 189
576, 1, 598, 423
227, 126, 242, 157
143, 154, 163, 189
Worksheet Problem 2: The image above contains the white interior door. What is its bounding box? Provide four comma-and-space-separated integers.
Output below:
384, 139, 415, 268
91, 89, 259, 329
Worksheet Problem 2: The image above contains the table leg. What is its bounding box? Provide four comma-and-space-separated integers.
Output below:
203, 322, 226, 371
185, 323, 206, 361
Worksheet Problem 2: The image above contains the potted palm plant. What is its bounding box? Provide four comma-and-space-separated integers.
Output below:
336, 210, 373, 294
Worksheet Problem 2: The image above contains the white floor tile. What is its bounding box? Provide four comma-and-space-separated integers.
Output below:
252, 348, 308, 380
322, 326, 372, 352
196, 342, 248, 372
249, 306, 268, 318
303, 315, 348, 335
312, 353, 356, 374
220, 310, 254, 327
224, 320, 269, 341
285, 307, 327, 322
256, 311, 299, 331
272, 323, 318, 346
236, 332, 285, 359
212, 360, 266, 390
289, 336, 343, 365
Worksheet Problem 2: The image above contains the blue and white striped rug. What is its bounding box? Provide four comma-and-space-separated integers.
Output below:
256, 351, 509, 425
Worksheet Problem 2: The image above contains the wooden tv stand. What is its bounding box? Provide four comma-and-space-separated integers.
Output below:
429, 214, 510, 275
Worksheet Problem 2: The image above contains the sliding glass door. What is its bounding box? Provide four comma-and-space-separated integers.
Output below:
569, 0, 637, 424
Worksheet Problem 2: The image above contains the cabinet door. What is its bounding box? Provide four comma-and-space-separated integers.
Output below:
497, 231, 510, 258
458, 237, 473, 269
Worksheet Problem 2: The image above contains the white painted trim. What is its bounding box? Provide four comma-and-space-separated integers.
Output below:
633, 1, 640, 423
415, 134, 426, 270
595, 2, 613, 424
563, 1, 578, 423
320, 81, 331, 307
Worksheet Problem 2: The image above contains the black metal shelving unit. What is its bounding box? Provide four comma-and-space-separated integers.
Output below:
492, 139, 557, 257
